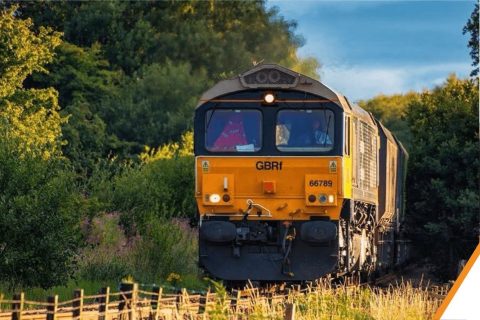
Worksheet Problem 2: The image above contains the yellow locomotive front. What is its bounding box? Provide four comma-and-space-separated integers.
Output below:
194, 65, 354, 281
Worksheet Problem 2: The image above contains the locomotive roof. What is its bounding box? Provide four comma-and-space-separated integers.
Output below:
196, 63, 348, 107
196, 63, 375, 125
375, 118, 397, 145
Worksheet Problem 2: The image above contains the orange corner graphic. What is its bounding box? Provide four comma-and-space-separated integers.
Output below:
433, 243, 480, 320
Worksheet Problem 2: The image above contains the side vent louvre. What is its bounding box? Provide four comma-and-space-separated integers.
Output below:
354, 119, 377, 199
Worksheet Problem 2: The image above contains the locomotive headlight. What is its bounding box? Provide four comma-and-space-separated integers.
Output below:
328, 195, 335, 203
263, 93, 275, 104
209, 194, 221, 203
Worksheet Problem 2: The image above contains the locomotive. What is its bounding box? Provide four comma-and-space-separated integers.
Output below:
194, 64, 408, 282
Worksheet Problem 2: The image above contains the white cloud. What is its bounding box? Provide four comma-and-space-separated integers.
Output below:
319, 62, 472, 101
266, 0, 474, 100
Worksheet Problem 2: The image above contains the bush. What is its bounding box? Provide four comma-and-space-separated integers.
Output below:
0, 142, 82, 289
78, 213, 135, 281
78, 214, 197, 283
78, 140, 198, 283
405, 76, 479, 279
131, 218, 198, 282
103, 156, 195, 233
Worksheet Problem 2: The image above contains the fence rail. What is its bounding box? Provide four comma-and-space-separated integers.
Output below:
0, 282, 289, 320
0, 281, 449, 320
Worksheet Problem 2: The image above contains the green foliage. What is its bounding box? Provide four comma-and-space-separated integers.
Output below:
207, 279, 229, 320
289, 55, 322, 80
140, 131, 194, 162
404, 75, 479, 278
29, 42, 120, 107
101, 62, 207, 148
41, 1, 318, 78
0, 6, 60, 98
110, 156, 196, 232
77, 214, 133, 281
463, 3, 479, 77
0, 142, 82, 289
359, 92, 418, 149
0, 7, 83, 290
27, 42, 125, 172
0, 6, 64, 159
132, 218, 197, 281
78, 214, 197, 283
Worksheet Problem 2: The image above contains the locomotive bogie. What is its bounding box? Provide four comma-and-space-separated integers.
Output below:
199, 219, 339, 281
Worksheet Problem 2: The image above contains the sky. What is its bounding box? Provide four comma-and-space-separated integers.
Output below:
267, 0, 476, 101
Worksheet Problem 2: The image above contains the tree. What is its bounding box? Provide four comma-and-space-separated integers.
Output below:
404, 75, 479, 278
463, 3, 479, 77
359, 92, 418, 149
0, 143, 82, 289
101, 62, 208, 149
11, 1, 320, 79
0, 6, 83, 289
0, 6, 64, 159
27, 42, 124, 172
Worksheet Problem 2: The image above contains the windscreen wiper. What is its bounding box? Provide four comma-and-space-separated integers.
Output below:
323, 113, 332, 147
205, 102, 220, 130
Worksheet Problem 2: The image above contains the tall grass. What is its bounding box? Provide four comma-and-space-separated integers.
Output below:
77, 213, 199, 284
0, 280, 443, 319
208, 281, 443, 320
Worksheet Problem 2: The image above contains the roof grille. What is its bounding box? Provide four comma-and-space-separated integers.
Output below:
240, 66, 299, 88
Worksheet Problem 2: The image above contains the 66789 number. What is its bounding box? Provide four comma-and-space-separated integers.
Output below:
309, 180, 333, 187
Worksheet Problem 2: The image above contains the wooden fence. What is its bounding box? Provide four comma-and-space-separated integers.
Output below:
0, 281, 449, 320
0, 283, 299, 320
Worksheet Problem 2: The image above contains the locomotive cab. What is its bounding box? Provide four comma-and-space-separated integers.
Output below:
194, 64, 407, 282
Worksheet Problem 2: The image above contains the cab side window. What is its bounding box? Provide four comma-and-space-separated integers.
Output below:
345, 116, 351, 155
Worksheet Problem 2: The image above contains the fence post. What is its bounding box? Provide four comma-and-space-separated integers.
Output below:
12, 293, 24, 320
175, 289, 184, 315
119, 282, 136, 320
47, 295, 58, 320
230, 290, 241, 315
131, 283, 138, 320
179, 288, 190, 315
73, 289, 84, 320
284, 303, 295, 320
150, 286, 162, 320
266, 292, 272, 311
198, 289, 210, 315
98, 287, 110, 320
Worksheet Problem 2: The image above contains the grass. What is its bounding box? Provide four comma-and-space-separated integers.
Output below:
0, 279, 443, 319
207, 280, 443, 320
0, 279, 118, 301
0, 273, 208, 302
